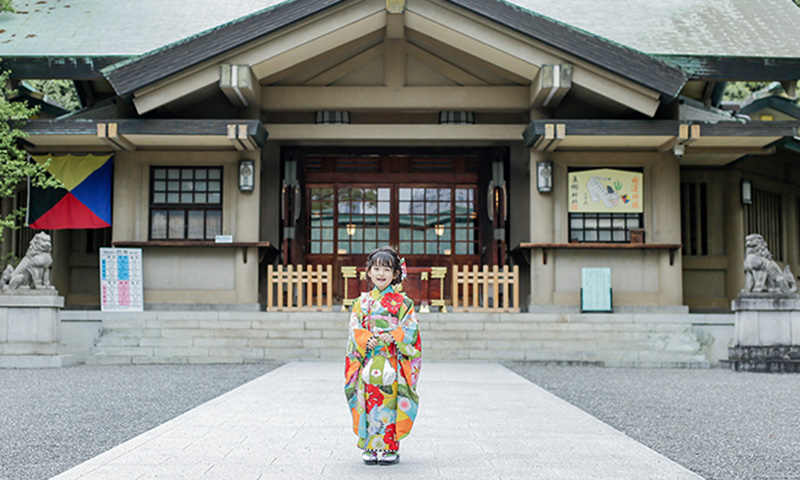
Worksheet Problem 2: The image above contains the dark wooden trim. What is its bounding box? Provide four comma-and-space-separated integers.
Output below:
698, 121, 797, 137
305, 172, 478, 183
104, 0, 345, 95
112, 241, 274, 248
22, 119, 268, 145
523, 120, 798, 147
740, 97, 800, 119
514, 242, 682, 249
513, 242, 682, 266
447, 0, 686, 99
1, 56, 130, 80
656, 55, 800, 81
112, 241, 277, 264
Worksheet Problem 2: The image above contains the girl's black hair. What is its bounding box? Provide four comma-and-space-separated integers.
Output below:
365, 246, 403, 285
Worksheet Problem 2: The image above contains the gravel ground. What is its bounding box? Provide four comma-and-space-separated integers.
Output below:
505, 363, 800, 480
4, 363, 799, 480
0, 362, 281, 480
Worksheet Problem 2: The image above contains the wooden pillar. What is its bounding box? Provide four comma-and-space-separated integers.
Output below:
724, 169, 746, 301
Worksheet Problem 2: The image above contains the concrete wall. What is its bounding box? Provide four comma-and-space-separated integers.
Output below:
682, 149, 800, 312
111, 150, 262, 307
529, 151, 683, 309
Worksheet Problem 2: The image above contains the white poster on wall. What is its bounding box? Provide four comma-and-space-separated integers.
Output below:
100, 248, 144, 312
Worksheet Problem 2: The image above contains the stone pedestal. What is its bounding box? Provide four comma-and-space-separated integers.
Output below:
725, 294, 800, 372
0, 292, 76, 368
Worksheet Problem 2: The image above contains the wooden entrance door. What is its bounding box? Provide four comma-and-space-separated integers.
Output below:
284, 148, 506, 300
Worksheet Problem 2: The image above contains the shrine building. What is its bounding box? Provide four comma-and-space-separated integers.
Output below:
2, 0, 800, 365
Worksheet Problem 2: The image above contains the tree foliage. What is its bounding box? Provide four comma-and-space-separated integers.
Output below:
0, 0, 13, 13
722, 82, 769, 102
24, 79, 81, 112
1, 68, 60, 243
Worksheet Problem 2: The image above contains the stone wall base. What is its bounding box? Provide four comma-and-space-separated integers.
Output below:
0, 354, 77, 368
724, 346, 800, 373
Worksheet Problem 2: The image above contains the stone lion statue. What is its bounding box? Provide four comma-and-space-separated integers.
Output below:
743, 233, 797, 294
0, 232, 54, 291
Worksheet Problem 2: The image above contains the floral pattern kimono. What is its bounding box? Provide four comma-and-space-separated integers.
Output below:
344, 285, 422, 452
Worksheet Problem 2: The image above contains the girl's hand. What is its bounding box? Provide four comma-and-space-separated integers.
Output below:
366, 336, 379, 350
379, 333, 394, 344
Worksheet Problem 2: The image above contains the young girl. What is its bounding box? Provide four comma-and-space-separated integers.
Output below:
344, 246, 422, 465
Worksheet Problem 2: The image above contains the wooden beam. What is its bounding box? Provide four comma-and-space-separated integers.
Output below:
687, 146, 777, 156
132, 5, 386, 114
261, 31, 384, 85
386, 8, 405, 37
384, 39, 406, 88
405, 42, 487, 86
263, 123, 527, 141
227, 124, 246, 151
532, 123, 555, 151
107, 123, 136, 151
237, 124, 258, 150
530, 64, 572, 108
262, 86, 528, 110
219, 65, 260, 107
96, 123, 134, 151
250, 12, 386, 79
406, 30, 529, 85
405, 10, 540, 80
657, 124, 690, 152
546, 123, 566, 151
304, 43, 384, 86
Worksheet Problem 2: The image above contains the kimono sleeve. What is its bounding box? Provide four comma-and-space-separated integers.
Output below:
348, 293, 374, 357
389, 296, 421, 360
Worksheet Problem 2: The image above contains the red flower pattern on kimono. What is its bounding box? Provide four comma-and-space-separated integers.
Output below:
383, 423, 398, 450
365, 384, 384, 411
381, 292, 405, 314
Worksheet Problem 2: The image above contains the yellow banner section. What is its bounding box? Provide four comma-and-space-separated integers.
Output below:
568, 168, 643, 213
32, 154, 113, 191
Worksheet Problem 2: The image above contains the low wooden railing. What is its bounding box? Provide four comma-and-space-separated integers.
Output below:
266, 264, 332, 311
452, 265, 519, 312
341, 266, 447, 313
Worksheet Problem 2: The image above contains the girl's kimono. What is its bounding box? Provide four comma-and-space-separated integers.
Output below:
344, 285, 422, 452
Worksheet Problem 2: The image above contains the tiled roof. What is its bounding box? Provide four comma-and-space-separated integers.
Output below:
0, 0, 282, 56
510, 0, 800, 57
2, 0, 800, 58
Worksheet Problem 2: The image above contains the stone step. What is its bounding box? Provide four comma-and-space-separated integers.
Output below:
87, 311, 709, 367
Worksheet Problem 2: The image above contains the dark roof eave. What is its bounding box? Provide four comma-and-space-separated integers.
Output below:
656, 55, 800, 81
21, 118, 268, 147
522, 119, 798, 147
1, 56, 132, 80
103, 0, 345, 96
446, 0, 687, 100
740, 96, 800, 120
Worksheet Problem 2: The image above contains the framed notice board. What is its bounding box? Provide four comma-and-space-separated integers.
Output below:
581, 267, 612, 312
100, 248, 144, 312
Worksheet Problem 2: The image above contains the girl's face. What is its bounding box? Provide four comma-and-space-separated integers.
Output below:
368, 263, 397, 291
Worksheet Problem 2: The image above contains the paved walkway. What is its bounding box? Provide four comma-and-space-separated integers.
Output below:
52, 362, 702, 480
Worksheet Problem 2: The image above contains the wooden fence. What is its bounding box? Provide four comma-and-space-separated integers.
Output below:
266, 264, 333, 311
452, 264, 519, 312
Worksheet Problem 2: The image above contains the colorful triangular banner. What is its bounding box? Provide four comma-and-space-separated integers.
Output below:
28, 154, 113, 230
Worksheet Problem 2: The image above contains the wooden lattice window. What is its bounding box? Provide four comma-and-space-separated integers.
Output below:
568, 213, 642, 243
681, 182, 709, 256
745, 187, 783, 261
149, 167, 223, 240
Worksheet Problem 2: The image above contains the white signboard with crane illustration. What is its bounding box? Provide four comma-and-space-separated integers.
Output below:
568, 168, 643, 213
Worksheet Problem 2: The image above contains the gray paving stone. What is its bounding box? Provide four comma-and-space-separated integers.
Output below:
51, 363, 701, 480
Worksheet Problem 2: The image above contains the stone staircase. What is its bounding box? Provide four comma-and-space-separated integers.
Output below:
86, 311, 709, 367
